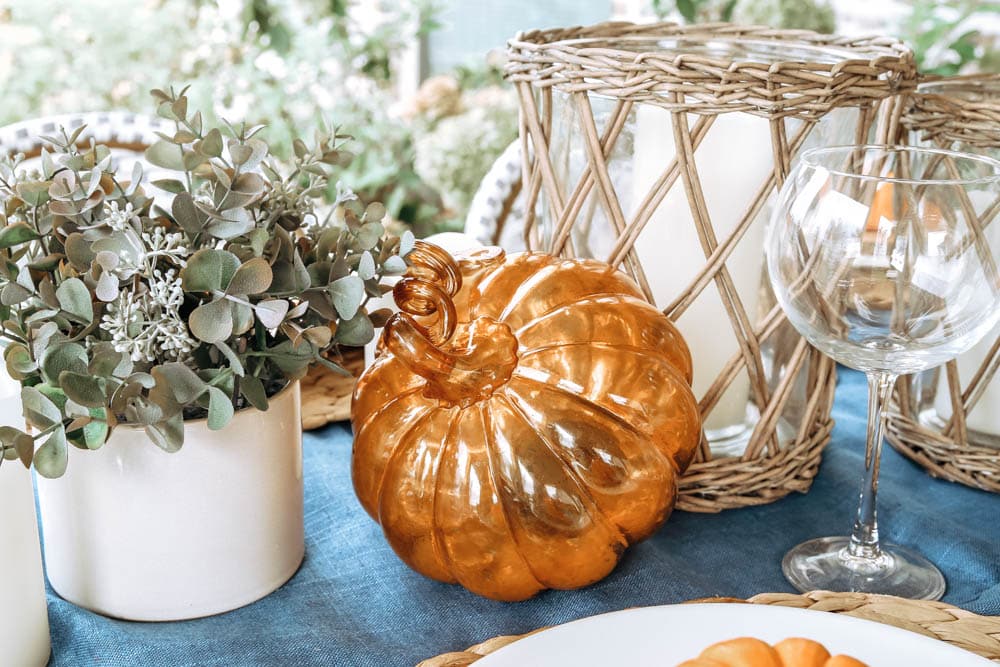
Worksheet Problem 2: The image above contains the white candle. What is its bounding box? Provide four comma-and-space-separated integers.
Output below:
932, 326, 1000, 444
0, 369, 50, 666
630, 105, 775, 449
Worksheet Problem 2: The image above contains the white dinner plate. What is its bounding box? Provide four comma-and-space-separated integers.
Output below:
476, 602, 991, 666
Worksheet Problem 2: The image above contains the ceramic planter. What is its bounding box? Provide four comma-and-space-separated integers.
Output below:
36, 382, 304, 621
0, 369, 50, 666
0, 463, 51, 665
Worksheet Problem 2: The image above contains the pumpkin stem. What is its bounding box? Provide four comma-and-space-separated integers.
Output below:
383, 241, 518, 406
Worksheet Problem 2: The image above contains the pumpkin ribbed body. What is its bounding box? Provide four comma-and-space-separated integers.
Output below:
351, 245, 700, 601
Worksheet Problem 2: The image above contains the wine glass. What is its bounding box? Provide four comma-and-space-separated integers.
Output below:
765, 145, 1000, 600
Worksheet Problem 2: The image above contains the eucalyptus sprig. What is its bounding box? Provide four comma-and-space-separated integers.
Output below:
0, 85, 411, 478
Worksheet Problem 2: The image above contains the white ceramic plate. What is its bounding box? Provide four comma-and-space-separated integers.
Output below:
476, 603, 991, 666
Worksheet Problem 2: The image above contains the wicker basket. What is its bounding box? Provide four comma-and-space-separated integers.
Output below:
505, 22, 916, 512
887, 74, 1000, 493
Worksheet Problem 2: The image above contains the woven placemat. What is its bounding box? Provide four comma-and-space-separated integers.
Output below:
300, 347, 365, 430
417, 591, 1000, 666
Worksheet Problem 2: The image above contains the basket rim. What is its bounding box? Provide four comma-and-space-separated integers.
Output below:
505, 21, 916, 118
509, 22, 911, 65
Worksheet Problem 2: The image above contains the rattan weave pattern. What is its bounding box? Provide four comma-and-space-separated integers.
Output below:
887, 74, 1000, 494
506, 22, 915, 119
417, 591, 1000, 666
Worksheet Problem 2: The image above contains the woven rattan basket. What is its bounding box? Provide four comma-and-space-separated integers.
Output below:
0, 112, 357, 429
418, 591, 1000, 665
505, 22, 916, 512
887, 74, 1000, 493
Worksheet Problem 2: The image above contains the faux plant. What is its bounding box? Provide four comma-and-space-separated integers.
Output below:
0, 86, 410, 478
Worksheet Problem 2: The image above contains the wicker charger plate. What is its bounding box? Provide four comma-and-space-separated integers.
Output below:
418, 591, 1000, 666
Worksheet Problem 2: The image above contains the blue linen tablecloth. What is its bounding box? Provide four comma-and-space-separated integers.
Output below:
46, 369, 1000, 666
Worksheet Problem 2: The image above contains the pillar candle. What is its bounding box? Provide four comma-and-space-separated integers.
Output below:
630, 105, 775, 445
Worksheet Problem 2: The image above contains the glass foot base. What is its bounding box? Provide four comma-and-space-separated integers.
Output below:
782, 536, 945, 600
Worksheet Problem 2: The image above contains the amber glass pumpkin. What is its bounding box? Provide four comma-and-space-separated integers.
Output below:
351, 241, 701, 601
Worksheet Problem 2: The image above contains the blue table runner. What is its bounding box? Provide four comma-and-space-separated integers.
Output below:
46, 369, 1000, 666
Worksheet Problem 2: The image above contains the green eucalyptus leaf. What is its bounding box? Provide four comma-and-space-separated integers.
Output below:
152, 178, 187, 194
383, 255, 407, 275
270, 254, 310, 293
213, 341, 245, 377
226, 257, 272, 295
248, 227, 269, 256
95, 271, 119, 302
145, 140, 185, 171
180, 248, 241, 292
21, 385, 61, 429
199, 128, 224, 158
126, 395, 164, 426
41, 342, 88, 385
4, 343, 37, 380
0, 221, 42, 248
328, 274, 365, 321
65, 233, 97, 270
34, 426, 67, 479
355, 222, 384, 250
357, 251, 376, 280
189, 299, 234, 343
303, 326, 332, 348
79, 412, 110, 450
334, 312, 375, 346
28, 253, 64, 272
63, 397, 92, 419
15, 181, 51, 207
219, 173, 266, 211
1, 282, 32, 306
205, 386, 234, 431
55, 278, 94, 323
229, 142, 253, 165
59, 371, 106, 408
364, 202, 386, 223
13, 430, 33, 468
240, 375, 268, 412
171, 192, 204, 235
254, 299, 289, 329
146, 412, 184, 453
204, 207, 254, 239
400, 230, 415, 256
230, 300, 254, 336
182, 150, 208, 171
152, 362, 207, 404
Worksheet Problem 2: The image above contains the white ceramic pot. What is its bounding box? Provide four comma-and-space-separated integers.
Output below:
0, 370, 50, 666
0, 464, 51, 666
36, 382, 304, 621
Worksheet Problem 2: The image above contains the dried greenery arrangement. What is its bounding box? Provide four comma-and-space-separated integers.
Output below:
0, 86, 409, 478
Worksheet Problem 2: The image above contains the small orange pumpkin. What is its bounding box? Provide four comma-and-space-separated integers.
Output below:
678, 637, 869, 667
351, 242, 700, 601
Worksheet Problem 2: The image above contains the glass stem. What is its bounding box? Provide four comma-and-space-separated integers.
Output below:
848, 371, 897, 561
